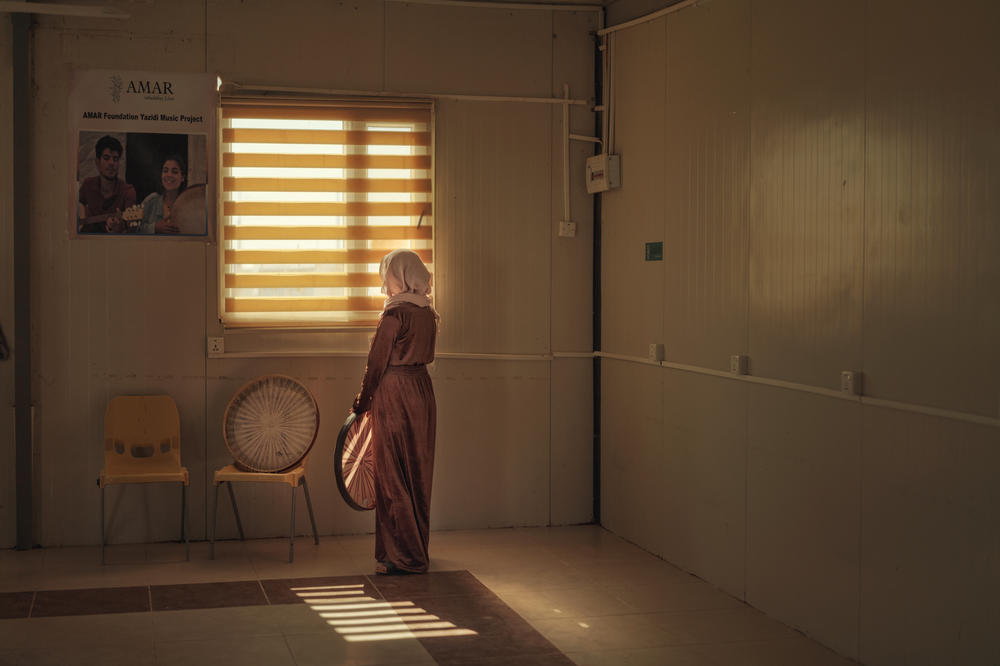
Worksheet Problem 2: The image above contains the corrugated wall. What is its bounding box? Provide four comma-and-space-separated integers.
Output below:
748, 0, 865, 388
864, 0, 1000, 416
11, 0, 597, 548
601, 0, 1000, 664
859, 3, 1000, 664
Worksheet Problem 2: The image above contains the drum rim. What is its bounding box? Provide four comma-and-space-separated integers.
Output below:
334, 411, 375, 511
222, 374, 320, 473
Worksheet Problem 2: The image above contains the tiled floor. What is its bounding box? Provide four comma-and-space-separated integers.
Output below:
0, 526, 856, 665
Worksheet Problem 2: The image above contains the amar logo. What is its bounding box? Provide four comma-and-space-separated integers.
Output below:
109, 74, 123, 103
125, 79, 175, 96
107, 75, 176, 103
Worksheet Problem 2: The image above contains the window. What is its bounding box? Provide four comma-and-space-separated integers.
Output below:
220, 98, 433, 328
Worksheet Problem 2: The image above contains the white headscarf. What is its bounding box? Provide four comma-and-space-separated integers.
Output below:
380, 249, 439, 318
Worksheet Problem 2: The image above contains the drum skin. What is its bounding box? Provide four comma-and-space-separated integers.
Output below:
223, 375, 319, 473
335, 411, 376, 511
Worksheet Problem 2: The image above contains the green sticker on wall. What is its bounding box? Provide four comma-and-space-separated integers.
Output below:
645, 242, 663, 261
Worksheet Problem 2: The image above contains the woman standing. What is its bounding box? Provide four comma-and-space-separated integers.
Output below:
138, 155, 185, 234
353, 249, 438, 575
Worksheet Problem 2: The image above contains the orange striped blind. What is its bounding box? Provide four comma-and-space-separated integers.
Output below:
220, 98, 433, 328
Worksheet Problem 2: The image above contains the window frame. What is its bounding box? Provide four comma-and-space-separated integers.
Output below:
217, 95, 435, 332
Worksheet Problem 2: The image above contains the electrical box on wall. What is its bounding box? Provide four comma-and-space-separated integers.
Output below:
840, 370, 863, 395
586, 154, 621, 193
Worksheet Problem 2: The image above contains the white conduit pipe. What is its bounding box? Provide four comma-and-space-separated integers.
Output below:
597, 0, 699, 36
597, 352, 1000, 429
563, 83, 571, 225
604, 34, 615, 155
208, 350, 557, 361
386, 0, 602, 11
0, 2, 130, 18
600, 34, 609, 149
209, 351, 591, 361
559, 83, 602, 229
226, 82, 590, 106
206, 347, 995, 427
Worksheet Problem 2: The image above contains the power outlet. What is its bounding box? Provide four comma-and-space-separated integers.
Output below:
207, 337, 224, 355
648, 343, 664, 362
840, 370, 863, 395
558, 221, 577, 238
729, 354, 749, 375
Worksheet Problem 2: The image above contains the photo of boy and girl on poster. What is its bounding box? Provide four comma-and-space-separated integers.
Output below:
76, 131, 208, 237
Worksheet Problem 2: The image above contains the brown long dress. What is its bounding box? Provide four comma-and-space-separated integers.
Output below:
354, 302, 437, 573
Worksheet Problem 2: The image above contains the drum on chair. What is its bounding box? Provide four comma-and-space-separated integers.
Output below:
223, 375, 319, 473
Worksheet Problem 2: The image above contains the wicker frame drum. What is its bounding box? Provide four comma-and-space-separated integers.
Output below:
334, 411, 376, 511
223, 375, 320, 473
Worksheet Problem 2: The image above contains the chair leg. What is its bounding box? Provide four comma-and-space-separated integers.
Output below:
302, 478, 319, 545
289, 484, 297, 563
100, 485, 106, 565
226, 482, 246, 540
181, 484, 190, 561
210, 482, 220, 560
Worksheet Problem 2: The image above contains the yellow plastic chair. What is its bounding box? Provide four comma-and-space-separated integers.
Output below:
98, 395, 189, 564
209, 462, 318, 563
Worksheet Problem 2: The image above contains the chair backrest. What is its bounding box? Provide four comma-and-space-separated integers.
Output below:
104, 395, 181, 475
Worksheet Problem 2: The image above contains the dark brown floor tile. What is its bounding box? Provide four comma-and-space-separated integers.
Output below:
149, 580, 266, 611
445, 653, 575, 665
420, 627, 563, 664
31, 586, 149, 617
371, 569, 489, 600
417, 594, 530, 636
261, 575, 378, 605
0, 592, 33, 619
371, 570, 572, 664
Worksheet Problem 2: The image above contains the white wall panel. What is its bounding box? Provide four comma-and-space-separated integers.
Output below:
31, 15, 209, 545
550, 358, 593, 525
551, 10, 597, 353
434, 100, 551, 355
748, 0, 865, 388
661, 369, 747, 599
662, 0, 749, 370
601, 19, 665, 359
208, 0, 383, 89
551, 9, 597, 114
864, 0, 1000, 416
746, 386, 861, 659
101, 243, 208, 380
0, 15, 15, 548
600, 359, 664, 556
432, 359, 550, 530
606, 0, 678, 26
28, 1, 203, 46
550, 129, 595, 353
860, 406, 1000, 666
386, 3, 552, 97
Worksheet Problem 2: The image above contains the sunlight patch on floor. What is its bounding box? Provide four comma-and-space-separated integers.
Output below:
295, 583, 478, 642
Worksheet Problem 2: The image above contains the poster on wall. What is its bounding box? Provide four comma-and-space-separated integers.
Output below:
69, 70, 217, 239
